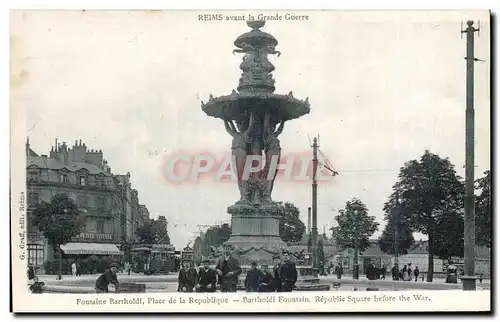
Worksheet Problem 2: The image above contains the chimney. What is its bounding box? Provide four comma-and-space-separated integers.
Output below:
307, 207, 312, 234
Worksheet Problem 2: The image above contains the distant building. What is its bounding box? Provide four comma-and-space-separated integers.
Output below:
26, 138, 150, 274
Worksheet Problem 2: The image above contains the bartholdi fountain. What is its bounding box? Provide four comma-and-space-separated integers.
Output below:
201, 21, 310, 266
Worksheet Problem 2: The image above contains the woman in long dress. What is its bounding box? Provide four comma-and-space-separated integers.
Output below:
402, 265, 408, 281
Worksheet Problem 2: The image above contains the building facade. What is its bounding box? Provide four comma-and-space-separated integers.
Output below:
26, 138, 150, 273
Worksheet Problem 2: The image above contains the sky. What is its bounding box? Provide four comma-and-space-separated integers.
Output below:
11, 10, 491, 249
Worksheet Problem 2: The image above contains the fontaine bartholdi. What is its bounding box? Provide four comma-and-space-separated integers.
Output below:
202, 21, 310, 265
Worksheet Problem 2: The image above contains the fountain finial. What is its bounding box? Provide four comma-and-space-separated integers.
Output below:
247, 20, 265, 31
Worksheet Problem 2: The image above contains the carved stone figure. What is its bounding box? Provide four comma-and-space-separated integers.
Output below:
261, 112, 285, 203
224, 112, 255, 203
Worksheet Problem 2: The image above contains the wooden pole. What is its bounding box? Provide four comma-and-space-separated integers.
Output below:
461, 20, 480, 291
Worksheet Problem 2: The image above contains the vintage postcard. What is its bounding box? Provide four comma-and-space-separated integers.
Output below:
10, 10, 491, 313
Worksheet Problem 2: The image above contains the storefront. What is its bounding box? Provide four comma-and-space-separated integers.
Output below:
60, 242, 123, 256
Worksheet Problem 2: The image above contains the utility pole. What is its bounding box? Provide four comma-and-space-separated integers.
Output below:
311, 136, 319, 271
461, 20, 480, 291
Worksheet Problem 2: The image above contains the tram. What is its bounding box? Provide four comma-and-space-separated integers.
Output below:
130, 244, 176, 274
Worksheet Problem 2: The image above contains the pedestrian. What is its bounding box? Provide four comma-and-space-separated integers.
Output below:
407, 263, 413, 282
414, 266, 420, 282
401, 265, 408, 281
95, 263, 119, 293
479, 273, 483, 284
271, 255, 282, 292
335, 262, 343, 279
71, 261, 77, 277
215, 248, 242, 292
245, 261, 262, 292
76, 260, 82, 276
257, 264, 275, 292
391, 264, 399, 281
195, 257, 217, 292
366, 260, 376, 280
421, 274, 425, 282
178, 260, 197, 292
29, 276, 45, 294
381, 265, 386, 280
279, 250, 297, 292
27, 263, 36, 280
125, 262, 131, 276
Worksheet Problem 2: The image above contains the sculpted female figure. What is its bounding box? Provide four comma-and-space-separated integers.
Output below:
224, 112, 255, 203
261, 111, 285, 203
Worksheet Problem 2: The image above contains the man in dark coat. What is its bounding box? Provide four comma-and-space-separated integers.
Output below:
27, 263, 36, 280
257, 264, 275, 292
391, 264, 399, 281
271, 255, 282, 292
245, 261, 262, 292
178, 260, 197, 292
29, 276, 45, 294
215, 249, 242, 292
279, 251, 297, 292
366, 260, 377, 280
334, 263, 343, 279
95, 263, 119, 293
195, 257, 217, 292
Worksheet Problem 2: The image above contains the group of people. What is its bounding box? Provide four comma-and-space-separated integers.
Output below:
391, 263, 420, 281
177, 250, 298, 293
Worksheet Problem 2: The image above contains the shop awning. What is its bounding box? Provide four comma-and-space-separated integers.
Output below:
60, 243, 124, 256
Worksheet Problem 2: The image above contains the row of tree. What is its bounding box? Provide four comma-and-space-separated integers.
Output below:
330, 151, 491, 282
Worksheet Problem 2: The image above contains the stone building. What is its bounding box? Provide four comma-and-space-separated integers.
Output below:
26, 138, 150, 273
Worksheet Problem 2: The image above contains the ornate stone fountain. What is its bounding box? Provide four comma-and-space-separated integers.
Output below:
201, 21, 310, 266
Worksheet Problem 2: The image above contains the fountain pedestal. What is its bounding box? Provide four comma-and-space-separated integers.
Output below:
225, 203, 286, 265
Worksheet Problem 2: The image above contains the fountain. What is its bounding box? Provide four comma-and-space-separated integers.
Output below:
201, 21, 311, 267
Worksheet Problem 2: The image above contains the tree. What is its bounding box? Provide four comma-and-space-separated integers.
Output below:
201, 223, 232, 256
276, 201, 306, 243
390, 150, 464, 282
135, 216, 171, 244
378, 198, 415, 256
332, 198, 379, 279
32, 193, 85, 278
475, 170, 491, 247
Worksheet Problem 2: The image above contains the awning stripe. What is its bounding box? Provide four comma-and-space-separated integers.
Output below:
60, 243, 124, 255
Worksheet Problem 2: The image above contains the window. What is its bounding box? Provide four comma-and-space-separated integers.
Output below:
28, 170, 39, 182
86, 195, 94, 208
80, 176, 86, 186
342, 257, 350, 269
95, 176, 103, 187
60, 174, 68, 184
77, 195, 85, 208
27, 244, 44, 270
96, 196, 105, 210
28, 192, 39, 208
96, 218, 105, 233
